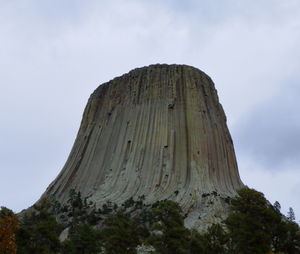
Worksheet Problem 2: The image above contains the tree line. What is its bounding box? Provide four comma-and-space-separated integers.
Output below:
0, 187, 299, 254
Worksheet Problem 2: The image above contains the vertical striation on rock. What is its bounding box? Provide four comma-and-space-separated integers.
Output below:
42, 64, 243, 229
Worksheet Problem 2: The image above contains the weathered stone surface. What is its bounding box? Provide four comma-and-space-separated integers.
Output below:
136, 244, 156, 254
59, 227, 69, 242
40, 64, 243, 230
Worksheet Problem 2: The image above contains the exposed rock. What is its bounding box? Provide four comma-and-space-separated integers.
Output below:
40, 64, 243, 230
59, 227, 69, 242
136, 244, 156, 254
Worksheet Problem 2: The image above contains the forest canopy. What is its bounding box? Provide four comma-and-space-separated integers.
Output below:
0, 187, 299, 254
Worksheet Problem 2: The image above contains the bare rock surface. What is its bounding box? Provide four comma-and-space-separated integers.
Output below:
136, 244, 156, 254
41, 64, 243, 230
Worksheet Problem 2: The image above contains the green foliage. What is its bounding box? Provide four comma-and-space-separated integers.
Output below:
273, 201, 281, 213
272, 219, 300, 254
16, 199, 63, 254
8, 188, 300, 254
0, 207, 15, 219
57, 189, 104, 227
224, 188, 279, 254
147, 200, 190, 254
61, 224, 102, 254
102, 211, 140, 254
269, 202, 300, 253
123, 197, 135, 209
224, 187, 300, 254
190, 224, 230, 254
287, 207, 296, 221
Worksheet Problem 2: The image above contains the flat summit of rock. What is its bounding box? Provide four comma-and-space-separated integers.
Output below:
41, 64, 243, 230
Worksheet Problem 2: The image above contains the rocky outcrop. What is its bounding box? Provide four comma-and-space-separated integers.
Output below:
41, 64, 243, 230
136, 244, 156, 254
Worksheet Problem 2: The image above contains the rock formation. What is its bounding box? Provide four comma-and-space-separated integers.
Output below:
41, 64, 243, 230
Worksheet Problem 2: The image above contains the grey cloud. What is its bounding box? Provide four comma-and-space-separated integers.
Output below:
157, 0, 300, 27
1, 0, 300, 214
233, 81, 300, 170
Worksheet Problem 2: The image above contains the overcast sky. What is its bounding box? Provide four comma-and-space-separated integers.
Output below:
1, 0, 299, 220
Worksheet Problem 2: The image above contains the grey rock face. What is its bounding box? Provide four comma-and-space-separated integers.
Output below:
136, 244, 156, 254
42, 64, 243, 229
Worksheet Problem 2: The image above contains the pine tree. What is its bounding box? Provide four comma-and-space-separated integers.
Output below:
190, 224, 229, 254
273, 201, 281, 213
61, 224, 102, 254
16, 199, 63, 254
102, 211, 140, 254
148, 200, 190, 254
287, 207, 296, 221
224, 188, 279, 254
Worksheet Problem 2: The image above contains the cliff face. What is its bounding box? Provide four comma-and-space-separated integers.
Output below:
43, 64, 243, 229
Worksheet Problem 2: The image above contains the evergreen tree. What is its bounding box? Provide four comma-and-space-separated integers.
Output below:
270, 217, 288, 252
67, 189, 84, 226
61, 223, 102, 254
287, 207, 296, 221
148, 200, 190, 254
16, 199, 62, 254
280, 220, 300, 254
224, 188, 279, 254
190, 224, 230, 254
6, 188, 299, 254
102, 211, 140, 254
273, 201, 281, 213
